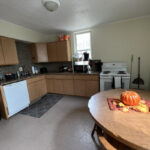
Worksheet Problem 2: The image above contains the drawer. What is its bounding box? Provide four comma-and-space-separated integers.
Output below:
45, 75, 56, 79
27, 75, 45, 84
46, 74, 73, 80
74, 75, 99, 81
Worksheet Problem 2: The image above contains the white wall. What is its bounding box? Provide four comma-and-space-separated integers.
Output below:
0, 19, 57, 43
71, 16, 150, 90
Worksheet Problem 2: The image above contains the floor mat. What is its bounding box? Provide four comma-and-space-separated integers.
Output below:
20, 94, 63, 118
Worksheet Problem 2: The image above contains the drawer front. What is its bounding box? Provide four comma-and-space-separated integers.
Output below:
27, 80, 42, 102
74, 75, 99, 81
45, 75, 56, 79
46, 79, 55, 93
27, 75, 45, 84
46, 74, 73, 80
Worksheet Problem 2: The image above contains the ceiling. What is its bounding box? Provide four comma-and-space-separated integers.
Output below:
0, 0, 150, 34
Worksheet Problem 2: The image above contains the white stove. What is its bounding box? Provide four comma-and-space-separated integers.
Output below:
100, 63, 130, 91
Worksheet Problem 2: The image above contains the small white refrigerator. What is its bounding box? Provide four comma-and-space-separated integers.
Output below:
3, 80, 30, 118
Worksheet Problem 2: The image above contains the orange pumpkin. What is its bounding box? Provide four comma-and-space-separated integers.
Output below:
121, 91, 141, 106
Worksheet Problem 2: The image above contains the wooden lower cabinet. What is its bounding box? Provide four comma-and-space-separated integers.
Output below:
27, 81, 41, 101
41, 79, 47, 96
28, 74, 99, 102
63, 80, 74, 95
27, 76, 47, 102
74, 80, 86, 96
46, 75, 74, 95
85, 80, 99, 97
74, 75, 99, 97
46, 79, 54, 93
54, 79, 64, 94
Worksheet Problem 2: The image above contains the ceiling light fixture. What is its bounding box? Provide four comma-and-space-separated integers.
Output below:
42, 0, 60, 12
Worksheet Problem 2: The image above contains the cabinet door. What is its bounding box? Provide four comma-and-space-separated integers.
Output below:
47, 42, 57, 62
56, 41, 71, 62
54, 79, 63, 94
63, 80, 74, 95
74, 80, 86, 96
85, 81, 99, 97
41, 79, 47, 96
27, 81, 41, 102
46, 79, 55, 93
30, 44, 37, 63
1, 37, 18, 65
0, 39, 5, 65
36, 43, 48, 63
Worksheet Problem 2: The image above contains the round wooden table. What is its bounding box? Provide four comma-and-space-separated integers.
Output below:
88, 89, 150, 150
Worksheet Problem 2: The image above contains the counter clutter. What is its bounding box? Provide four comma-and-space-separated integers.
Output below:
0, 72, 99, 119
0, 72, 99, 86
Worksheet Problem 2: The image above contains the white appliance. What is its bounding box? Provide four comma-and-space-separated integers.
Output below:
100, 63, 130, 91
3, 80, 30, 118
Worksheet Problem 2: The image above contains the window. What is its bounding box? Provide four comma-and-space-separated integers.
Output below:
74, 31, 92, 58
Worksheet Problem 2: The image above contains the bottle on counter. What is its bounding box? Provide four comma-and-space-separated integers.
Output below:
16, 71, 20, 78
33, 67, 38, 74
32, 66, 35, 75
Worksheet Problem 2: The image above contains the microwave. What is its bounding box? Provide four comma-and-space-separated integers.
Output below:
74, 65, 88, 73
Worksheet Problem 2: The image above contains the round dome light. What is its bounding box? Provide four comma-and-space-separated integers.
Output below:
42, 0, 60, 12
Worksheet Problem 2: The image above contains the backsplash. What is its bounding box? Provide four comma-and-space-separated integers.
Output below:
0, 41, 72, 76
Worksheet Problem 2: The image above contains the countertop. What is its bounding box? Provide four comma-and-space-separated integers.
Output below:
0, 72, 99, 86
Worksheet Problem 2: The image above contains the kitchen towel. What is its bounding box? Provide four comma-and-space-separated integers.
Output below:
114, 76, 121, 89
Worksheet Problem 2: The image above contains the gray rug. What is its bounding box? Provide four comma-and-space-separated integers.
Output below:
20, 94, 63, 118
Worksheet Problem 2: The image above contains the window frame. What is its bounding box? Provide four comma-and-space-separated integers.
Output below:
73, 30, 92, 58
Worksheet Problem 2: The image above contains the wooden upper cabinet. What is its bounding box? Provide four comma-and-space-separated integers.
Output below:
0, 37, 18, 65
47, 42, 57, 62
47, 40, 71, 62
30, 43, 48, 63
0, 40, 5, 65
56, 41, 71, 62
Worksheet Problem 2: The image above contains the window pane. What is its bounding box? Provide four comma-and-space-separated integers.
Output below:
76, 32, 91, 51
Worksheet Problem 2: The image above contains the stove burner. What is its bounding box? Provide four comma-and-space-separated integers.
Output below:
103, 71, 111, 74
118, 71, 126, 74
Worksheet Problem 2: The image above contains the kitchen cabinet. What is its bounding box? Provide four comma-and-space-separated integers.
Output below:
63, 79, 74, 95
56, 41, 71, 62
30, 43, 48, 63
74, 75, 99, 97
0, 43, 5, 65
46, 75, 74, 95
46, 74, 98, 97
0, 86, 8, 119
74, 80, 85, 96
53, 75, 74, 95
54, 80, 64, 94
46, 79, 55, 93
0, 74, 99, 119
47, 42, 57, 62
47, 40, 71, 62
27, 75, 47, 102
41, 79, 47, 96
85, 80, 99, 97
0, 37, 18, 65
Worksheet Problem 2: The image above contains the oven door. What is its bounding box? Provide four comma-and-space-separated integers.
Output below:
100, 76, 113, 91
122, 77, 130, 89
